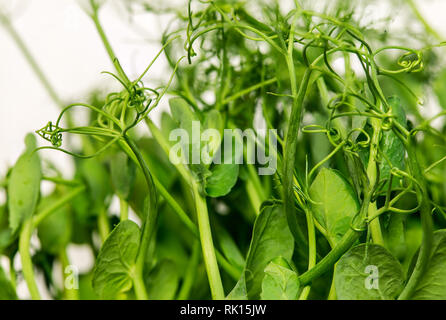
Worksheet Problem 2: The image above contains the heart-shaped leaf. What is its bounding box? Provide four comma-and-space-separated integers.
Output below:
334, 244, 405, 300
92, 220, 140, 299
309, 168, 359, 245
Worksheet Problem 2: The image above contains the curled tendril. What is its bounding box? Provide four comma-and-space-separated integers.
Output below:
302, 124, 327, 134
397, 51, 423, 72
348, 128, 371, 148
374, 47, 424, 74
326, 127, 342, 145
350, 209, 368, 232
326, 94, 345, 110
381, 112, 395, 131
36, 122, 63, 147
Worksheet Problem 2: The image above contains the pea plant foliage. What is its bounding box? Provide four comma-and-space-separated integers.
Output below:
1, 0, 446, 300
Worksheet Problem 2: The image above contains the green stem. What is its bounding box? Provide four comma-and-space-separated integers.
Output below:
222, 77, 277, 105
60, 248, 79, 300
298, 228, 361, 286
119, 197, 129, 221
246, 164, 266, 214
191, 180, 224, 300
283, 67, 312, 247
9, 258, 16, 290
298, 191, 371, 285
97, 206, 110, 243
33, 186, 86, 226
299, 207, 317, 300
132, 271, 148, 300
282, 11, 310, 250
327, 276, 337, 300
144, 118, 191, 181
367, 118, 385, 246
90, 4, 131, 86
20, 185, 86, 300
19, 219, 41, 300
125, 137, 158, 300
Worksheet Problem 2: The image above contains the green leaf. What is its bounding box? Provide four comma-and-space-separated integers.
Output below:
37, 194, 72, 255
160, 111, 178, 144
169, 97, 198, 133
110, 153, 135, 200
309, 168, 359, 245
169, 97, 198, 160
235, 204, 294, 299
145, 259, 180, 300
410, 230, 446, 300
334, 244, 405, 300
0, 266, 17, 300
92, 220, 140, 299
8, 133, 41, 232
205, 163, 239, 197
205, 128, 240, 197
260, 257, 300, 300
379, 96, 406, 186
226, 273, 248, 300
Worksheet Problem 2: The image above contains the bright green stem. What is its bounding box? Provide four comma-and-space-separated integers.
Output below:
19, 219, 41, 300
132, 271, 148, 300
144, 118, 190, 181
222, 77, 277, 105
398, 139, 434, 300
191, 180, 224, 300
298, 191, 371, 285
90, 4, 131, 86
97, 206, 110, 243
327, 276, 337, 300
9, 258, 16, 290
299, 207, 317, 300
60, 249, 79, 300
367, 118, 385, 246
125, 137, 158, 300
246, 164, 265, 215
18, 185, 86, 300
298, 228, 361, 286
283, 68, 312, 247
119, 197, 129, 221
0, 14, 63, 108
32, 186, 86, 226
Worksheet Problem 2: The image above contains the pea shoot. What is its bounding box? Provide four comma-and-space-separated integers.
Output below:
1, 0, 446, 301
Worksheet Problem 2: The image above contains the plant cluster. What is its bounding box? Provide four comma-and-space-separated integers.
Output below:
0, 0, 446, 300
